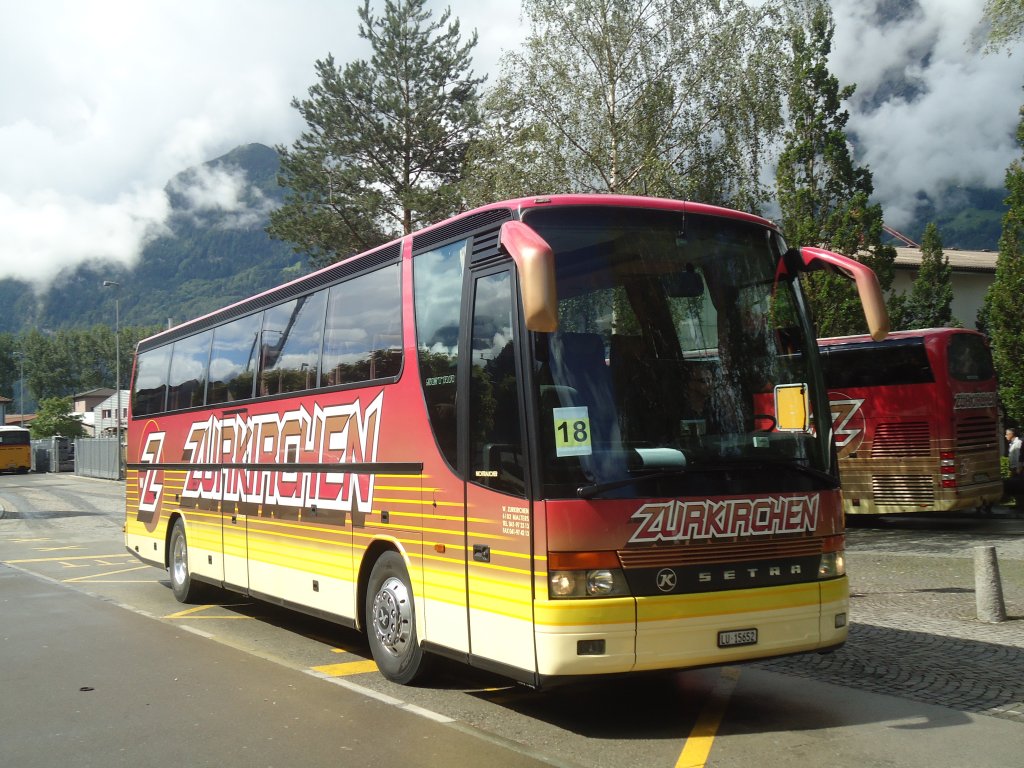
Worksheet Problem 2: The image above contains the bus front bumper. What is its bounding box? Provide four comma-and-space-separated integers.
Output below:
533, 578, 848, 677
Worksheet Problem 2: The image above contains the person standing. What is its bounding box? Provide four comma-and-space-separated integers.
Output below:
1006, 427, 1022, 476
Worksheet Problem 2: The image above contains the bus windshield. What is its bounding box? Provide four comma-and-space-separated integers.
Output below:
523, 206, 830, 499
0, 428, 31, 445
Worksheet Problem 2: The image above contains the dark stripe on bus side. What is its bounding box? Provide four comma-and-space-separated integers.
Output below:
125, 462, 424, 474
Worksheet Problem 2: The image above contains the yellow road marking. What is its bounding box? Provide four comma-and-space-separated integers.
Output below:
312, 660, 379, 676
5, 554, 131, 563
163, 604, 254, 620
63, 565, 151, 583
675, 667, 740, 768
36, 546, 83, 552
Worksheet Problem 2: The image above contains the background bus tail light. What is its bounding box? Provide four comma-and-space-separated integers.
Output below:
940, 450, 958, 488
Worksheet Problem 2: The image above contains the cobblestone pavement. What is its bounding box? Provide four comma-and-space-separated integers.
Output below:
759, 509, 1024, 724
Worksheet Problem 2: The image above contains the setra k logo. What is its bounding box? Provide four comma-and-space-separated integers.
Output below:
656, 568, 678, 593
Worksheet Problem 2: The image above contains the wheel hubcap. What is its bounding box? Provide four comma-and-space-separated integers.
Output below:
371, 576, 411, 657
172, 534, 187, 586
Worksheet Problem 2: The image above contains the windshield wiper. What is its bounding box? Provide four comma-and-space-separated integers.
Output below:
687, 457, 838, 488
575, 459, 836, 500
576, 468, 694, 500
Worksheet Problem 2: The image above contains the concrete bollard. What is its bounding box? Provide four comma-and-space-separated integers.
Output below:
974, 545, 1007, 623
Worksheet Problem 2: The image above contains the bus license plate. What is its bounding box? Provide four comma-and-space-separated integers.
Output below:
718, 628, 758, 648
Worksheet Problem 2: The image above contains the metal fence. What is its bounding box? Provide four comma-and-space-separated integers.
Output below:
74, 437, 121, 480
28, 437, 121, 479
30, 437, 74, 473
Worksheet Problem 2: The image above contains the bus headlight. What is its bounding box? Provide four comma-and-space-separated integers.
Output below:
587, 569, 618, 596
550, 571, 578, 597
549, 569, 629, 598
818, 551, 846, 579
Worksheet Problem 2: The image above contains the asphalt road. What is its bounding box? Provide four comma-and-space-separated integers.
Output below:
2, 472, 1023, 767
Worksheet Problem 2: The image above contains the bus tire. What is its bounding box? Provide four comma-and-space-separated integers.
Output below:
169, 518, 206, 603
365, 551, 428, 685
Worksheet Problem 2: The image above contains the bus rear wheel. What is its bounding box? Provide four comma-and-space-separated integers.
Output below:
366, 551, 428, 685
169, 518, 207, 603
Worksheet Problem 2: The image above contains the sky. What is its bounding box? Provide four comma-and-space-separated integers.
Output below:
1, 0, 1021, 287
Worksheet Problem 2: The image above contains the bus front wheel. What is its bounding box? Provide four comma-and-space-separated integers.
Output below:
365, 551, 428, 685
169, 518, 206, 603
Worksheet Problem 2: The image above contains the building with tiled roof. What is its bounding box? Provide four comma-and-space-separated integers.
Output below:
891, 246, 997, 329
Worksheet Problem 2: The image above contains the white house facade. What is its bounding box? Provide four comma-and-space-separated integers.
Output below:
93, 390, 130, 437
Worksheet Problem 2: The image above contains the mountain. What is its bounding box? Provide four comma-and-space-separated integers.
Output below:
0, 140, 1007, 339
3, 144, 309, 335
846, 0, 1008, 252
901, 186, 1006, 251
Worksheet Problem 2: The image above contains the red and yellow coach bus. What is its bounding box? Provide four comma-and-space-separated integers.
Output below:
125, 195, 887, 686
819, 328, 1002, 516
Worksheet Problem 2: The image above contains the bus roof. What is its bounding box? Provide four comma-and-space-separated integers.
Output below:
137, 195, 779, 353
817, 327, 984, 348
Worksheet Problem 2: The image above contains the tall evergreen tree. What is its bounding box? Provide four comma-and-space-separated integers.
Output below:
465, 0, 787, 212
899, 223, 955, 329
269, 0, 484, 268
0, 333, 17, 402
987, 108, 1024, 424
775, 0, 897, 337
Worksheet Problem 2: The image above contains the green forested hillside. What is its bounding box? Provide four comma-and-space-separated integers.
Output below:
901, 186, 1006, 251
4, 143, 309, 335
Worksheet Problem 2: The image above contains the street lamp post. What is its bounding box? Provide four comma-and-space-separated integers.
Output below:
102, 280, 122, 479
14, 350, 24, 426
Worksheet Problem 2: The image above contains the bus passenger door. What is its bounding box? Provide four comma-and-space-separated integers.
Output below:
464, 269, 537, 674
220, 410, 252, 592
221, 498, 250, 590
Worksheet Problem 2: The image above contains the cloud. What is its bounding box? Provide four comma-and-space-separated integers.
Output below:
169, 164, 275, 229
0, 0, 364, 284
0, 186, 171, 285
0, 0, 1019, 288
830, 0, 1024, 228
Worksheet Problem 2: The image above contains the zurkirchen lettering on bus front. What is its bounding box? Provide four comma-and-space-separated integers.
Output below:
628, 495, 819, 544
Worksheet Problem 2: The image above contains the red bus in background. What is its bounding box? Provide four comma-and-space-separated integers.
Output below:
819, 328, 1002, 516
124, 194, 888, 687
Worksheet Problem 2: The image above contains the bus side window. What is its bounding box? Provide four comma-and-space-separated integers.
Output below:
133, 345, 172, 416
208, 312, 262, 404
260, 291, 328, 396
414, 239, 467, 471
469, 271, 526, 495
322, 264, 403, 386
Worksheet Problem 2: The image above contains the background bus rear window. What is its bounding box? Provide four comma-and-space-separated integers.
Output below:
948, 333, 994, 381
822, 341, 934, 388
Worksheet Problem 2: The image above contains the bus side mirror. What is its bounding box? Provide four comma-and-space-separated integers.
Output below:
499, 221, 559, 332
785, 247, 889, 341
